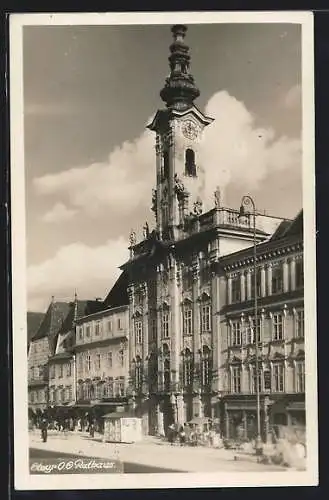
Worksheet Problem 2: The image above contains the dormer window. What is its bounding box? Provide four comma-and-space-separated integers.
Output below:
185, 149, 196, 177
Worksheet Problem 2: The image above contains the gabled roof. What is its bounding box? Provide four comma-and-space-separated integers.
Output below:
103, 272, 129, 309
54, 299, 105, 354
31, 301, 70, 342
27, 312, 45, 344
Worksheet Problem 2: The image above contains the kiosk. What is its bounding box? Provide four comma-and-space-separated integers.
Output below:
102, 410, 143, 443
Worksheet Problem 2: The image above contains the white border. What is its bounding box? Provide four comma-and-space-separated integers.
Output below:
10, 11, 317, 490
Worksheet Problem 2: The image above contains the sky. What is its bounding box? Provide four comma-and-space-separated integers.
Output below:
23, 22, 302, 312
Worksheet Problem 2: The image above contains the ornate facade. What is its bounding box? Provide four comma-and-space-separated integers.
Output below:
219, 212, 304, 440
121, 25, 288, 436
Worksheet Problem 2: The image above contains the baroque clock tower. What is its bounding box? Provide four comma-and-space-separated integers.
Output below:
148, 24, 214, 240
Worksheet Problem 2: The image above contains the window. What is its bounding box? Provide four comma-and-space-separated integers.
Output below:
148, 353, 158, 392
135, 357, 142, 390
103, 378, 113, 398
272, 263, 284, 294
86, 355, 91, 372
86, 325, 91, 338
107, 352, 113, 368
95, 383, 102, 399
185, 148, 196, 177
119, 350, 125, 367
66, 363, 71, 377
201, 305, 211, 332
183, 308, 193, 335
231, 321, 242, 346
38, 365, 44, 378
95, 322, 101, 336
164, 358, 170, 392
30, 391, 35, 403
67, 386, 73, 401
231, 275, 241, 303
162, 312, 169, 338
151, 318, 157, 341
295, 360, 305, 393
135, 321, 143, 344
273, 313, 284, 341
272, 363, 285, 392
59, 364, 63, 378
251, 367, 262, 394
231, 366, 241, 394
296, 258, 304, 289
78, 326, 83, 340
200, 262, 211, 286
250, 268, 262, 298
295, 310, 304, 338
182, 266, 193, 290
117, 377, 125, 397
50, 364, 55, 379
95, 353, 101, 370
118, 318, 123, 330
246, 317, 261, 344
201, 346, 212, 388
78, 356, 83, 373
182, 349, 193, 387
107, 320, 113, 335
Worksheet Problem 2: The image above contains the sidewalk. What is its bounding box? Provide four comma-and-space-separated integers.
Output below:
29, 431, 286, 473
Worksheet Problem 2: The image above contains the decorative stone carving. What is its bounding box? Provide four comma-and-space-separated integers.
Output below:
151, 189, 157, 216
174, 173, 186, 198
129, 230, 137, 246
143, 222, 150, 239
214, 186, 222, 208
193, 197, 203, 216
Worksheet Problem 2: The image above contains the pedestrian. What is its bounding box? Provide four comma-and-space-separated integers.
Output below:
89, 422, 95, 438
168, 423, 175, 445
40, 418, 48, 443
179, 426, 186, 446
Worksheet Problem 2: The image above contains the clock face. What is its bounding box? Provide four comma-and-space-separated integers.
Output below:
182, 120, 199, 140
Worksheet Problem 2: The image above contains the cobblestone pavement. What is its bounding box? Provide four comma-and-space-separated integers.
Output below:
29, 431, 287, 473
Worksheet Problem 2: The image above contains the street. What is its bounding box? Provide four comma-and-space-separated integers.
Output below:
29, 431, 287, 474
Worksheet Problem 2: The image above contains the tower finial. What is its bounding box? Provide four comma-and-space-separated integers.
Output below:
160, 24, 200, 111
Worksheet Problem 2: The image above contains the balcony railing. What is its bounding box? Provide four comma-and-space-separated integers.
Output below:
184, 207, 259, 237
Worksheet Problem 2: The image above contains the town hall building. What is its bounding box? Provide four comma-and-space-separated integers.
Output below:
121, 25, 295, 437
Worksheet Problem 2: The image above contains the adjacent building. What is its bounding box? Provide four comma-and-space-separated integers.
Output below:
28, 300, 70, 414
219, 211, 304, 440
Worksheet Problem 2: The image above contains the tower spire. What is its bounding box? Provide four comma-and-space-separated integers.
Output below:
160, 25, 200, 111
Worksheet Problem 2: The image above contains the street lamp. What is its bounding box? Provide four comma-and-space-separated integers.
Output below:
239, 195, 263, 456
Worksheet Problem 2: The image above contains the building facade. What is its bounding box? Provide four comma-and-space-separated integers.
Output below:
219, 212, 304, 440
28, 301, 70, 414
74, 305, 129, 423
121, 25, 288, 436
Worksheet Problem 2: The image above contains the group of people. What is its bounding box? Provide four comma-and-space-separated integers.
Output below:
30, 414, 101, 443
166, 423, 220, 447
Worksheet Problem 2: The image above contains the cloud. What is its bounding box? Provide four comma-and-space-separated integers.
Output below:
33, 91, 301, 218
27, 237, 129, 312
41, 202, 77, 223
25, 102, 77, 117
283, 84, 301, 109
200, 91, 301, 208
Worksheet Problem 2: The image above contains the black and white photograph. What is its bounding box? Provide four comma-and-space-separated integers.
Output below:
10, 11, 317, 489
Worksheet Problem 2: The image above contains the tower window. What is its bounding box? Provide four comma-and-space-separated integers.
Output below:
185, 149, 196, 177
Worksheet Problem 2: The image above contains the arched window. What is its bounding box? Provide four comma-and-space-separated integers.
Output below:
201, 346, 212, 388
185, 149, 196, 177
182, 348, 193, 388
135, 356, 142, 391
